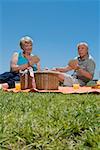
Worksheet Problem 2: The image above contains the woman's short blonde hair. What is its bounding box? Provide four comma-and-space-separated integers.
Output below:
20, 36, 33, 49
77, 42, 89, 50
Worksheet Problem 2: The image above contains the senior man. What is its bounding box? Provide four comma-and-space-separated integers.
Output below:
53, 42, 96, 86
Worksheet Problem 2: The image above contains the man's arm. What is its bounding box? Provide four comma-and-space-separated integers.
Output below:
76, 59, 95, 80
55, 65, 73, 72
76, 67, 93, 80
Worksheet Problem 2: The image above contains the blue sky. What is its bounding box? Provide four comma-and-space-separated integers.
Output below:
0, 0, 100, 79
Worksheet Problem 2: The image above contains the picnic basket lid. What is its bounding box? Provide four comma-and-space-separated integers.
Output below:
35, 70, 60, 74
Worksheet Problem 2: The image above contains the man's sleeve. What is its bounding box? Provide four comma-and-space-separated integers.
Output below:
87, 59, 96, 75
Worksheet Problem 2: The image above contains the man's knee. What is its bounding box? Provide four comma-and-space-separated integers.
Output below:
58, 74, 65, 82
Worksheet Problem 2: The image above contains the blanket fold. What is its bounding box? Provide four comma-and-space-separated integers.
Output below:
3, 86, 100, 94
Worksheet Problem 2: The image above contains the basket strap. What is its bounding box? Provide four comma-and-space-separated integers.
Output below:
25, 73, 28, 89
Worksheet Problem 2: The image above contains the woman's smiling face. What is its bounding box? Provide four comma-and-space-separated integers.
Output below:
22, 41, 32, 55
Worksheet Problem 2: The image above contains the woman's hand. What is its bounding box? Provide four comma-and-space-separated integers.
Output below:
28, 55, 40, 66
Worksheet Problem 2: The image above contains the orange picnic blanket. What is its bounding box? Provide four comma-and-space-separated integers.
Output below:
3, 86, 100, 94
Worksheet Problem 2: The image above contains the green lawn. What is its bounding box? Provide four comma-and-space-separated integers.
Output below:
0, 90, 100, 150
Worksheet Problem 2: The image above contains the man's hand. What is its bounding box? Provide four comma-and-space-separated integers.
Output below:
68, 59, 79, 70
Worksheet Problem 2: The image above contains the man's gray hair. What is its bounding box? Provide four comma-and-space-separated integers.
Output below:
77, 42, 89, 49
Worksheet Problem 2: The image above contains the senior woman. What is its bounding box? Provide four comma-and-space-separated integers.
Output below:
0, 36, 40, 89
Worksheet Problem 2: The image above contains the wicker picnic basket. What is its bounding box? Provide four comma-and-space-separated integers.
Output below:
20, 69, 36, 90
34, 71, 59, 90
20, 71, 33, 90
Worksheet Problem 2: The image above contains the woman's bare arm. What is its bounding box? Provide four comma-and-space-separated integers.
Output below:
10, 52, 29, 72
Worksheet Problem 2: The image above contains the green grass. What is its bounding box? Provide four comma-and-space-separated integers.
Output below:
0, 90, 100, 150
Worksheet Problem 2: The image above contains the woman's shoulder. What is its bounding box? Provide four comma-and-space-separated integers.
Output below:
12, 50, 21, 54
13, 50, 22, 56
